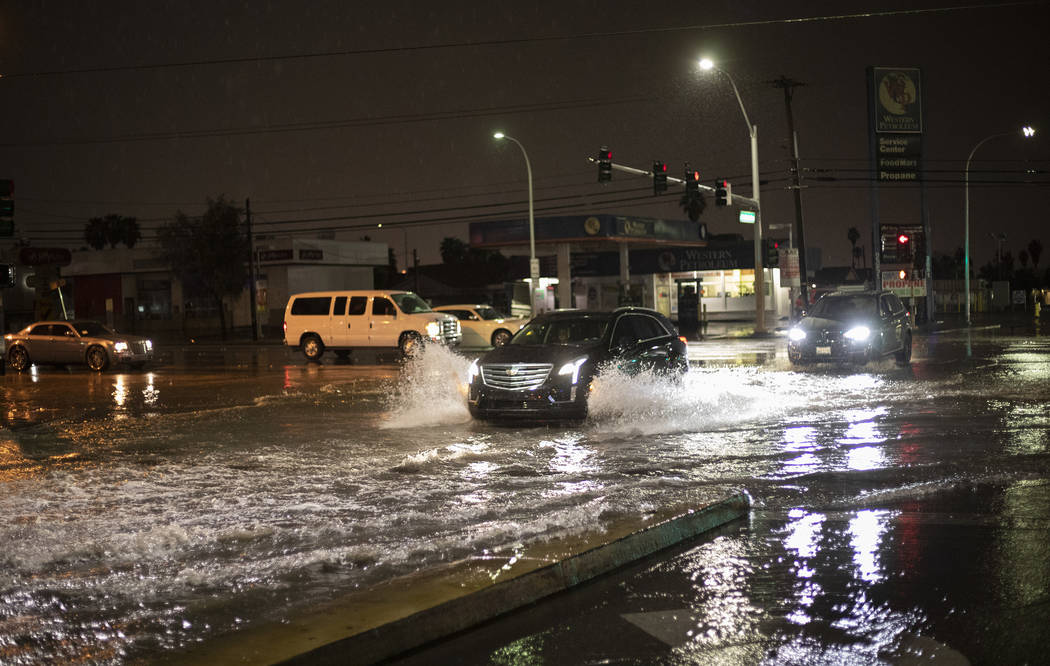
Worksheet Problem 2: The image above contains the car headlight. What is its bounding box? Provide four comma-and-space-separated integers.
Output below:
114, 341, 128, 352
425, 321, 441, 338
468, 359, 479, 381
145, 340, 153, 351
844, 326, 870, 342
788, 327, 806, 342
558, 357, 588, 385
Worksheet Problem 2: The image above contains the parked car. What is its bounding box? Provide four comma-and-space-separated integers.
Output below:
787, 290, 912, 366
282, 290, 461, 361
4, 320, 154, 372
433, 304, 526, 348
467, 307, 688, 421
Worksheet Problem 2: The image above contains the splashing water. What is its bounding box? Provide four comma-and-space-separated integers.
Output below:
381, 344, 474, 428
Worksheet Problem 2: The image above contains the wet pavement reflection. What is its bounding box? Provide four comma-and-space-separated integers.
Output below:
1, 329, 1049, 664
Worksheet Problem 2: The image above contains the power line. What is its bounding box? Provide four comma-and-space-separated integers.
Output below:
1, 2, 1035, 79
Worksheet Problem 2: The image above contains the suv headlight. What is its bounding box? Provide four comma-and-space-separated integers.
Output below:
468, 359, 479, 382
558, 357, 588, 385
425, 321, 441, 338
844, 326, 870, 342
788, 327, 806, 342
114, 341, 129, 352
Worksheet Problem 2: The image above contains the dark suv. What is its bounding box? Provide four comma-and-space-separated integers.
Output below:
467, 307, 688, 421
787, 290, 912, 366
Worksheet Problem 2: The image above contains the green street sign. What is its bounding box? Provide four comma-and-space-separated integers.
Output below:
738, 210, 756, 224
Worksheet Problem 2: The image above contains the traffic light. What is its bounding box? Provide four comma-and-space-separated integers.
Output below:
0, 178, 12, 237
597, 147, 612, 183
715, 179, 732, 206
652, 161, 667, 195
764, 238, 783, 266
685, 165, 700, 196
896, 233, 911, 263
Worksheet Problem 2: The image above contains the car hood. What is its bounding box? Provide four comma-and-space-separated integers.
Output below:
92, 332, 152, 343
477, 341, 605, 366
797, 316, 871, 333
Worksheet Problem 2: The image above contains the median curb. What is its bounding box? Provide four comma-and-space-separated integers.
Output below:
173, 490, 750, 665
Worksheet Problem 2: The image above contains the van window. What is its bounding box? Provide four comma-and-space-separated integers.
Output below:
348, 296, 368, 315
373, 298, 396, 316
333, 296, 347, 316
290, 297, 331, 316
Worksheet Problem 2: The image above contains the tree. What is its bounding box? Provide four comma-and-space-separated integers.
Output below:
155, 196, 249, 339
1028, 238, 1043, 270
440, 237, 469, 264
678, 191, 706, 222
847, 226, 861, 268
84, 214, 141, 250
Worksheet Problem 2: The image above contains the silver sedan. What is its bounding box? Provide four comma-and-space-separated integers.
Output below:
4, 320, 154, 371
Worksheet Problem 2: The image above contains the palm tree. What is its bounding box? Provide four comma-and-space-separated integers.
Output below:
847, 227, 861, 268
679, 192, 706, 222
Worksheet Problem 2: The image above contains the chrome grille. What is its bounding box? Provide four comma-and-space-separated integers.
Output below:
481, 363, 552, 390
131, 341, 151, 354
441, 318, 461, 343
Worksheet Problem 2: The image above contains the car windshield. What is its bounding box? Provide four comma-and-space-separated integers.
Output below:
391, 293, 433, 314
72, 321, 114, 337
810, 295, 877, 320
475, 306, 507, 320
510, 315, 610, 346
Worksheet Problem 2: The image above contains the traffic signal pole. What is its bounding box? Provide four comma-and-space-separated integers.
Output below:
586, 157, 759, 209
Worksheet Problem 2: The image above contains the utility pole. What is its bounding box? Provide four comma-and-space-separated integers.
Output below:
770, 75, 810, 308
245, 198, 259, 341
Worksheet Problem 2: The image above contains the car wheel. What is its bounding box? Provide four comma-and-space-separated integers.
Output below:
895, 333, 912, 366
86, 345, 109, 371
301, 334, 324, 362
7, 346, 30, 372
399, 332, 423, 358
491, 329, 512, 347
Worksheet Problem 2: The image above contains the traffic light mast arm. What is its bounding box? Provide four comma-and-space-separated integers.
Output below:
585, 157, 759, 208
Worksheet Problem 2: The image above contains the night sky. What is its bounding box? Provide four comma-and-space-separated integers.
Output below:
1, 0, 1047, 270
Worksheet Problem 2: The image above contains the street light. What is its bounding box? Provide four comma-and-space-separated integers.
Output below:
699, 57, 766, 334
963, 125, 1035, 324
493, 131, 538, 317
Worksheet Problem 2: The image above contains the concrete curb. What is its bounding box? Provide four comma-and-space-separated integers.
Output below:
173, 491, 750, 665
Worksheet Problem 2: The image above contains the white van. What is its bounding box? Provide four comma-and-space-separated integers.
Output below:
283, 290, 461, 361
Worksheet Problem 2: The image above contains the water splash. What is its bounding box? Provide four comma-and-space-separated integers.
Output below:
381, 344, 473, 428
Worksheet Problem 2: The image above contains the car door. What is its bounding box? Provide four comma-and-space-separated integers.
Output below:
343, 295, 372, 346
368, 296, 399, 345
326, 296, 350, 346
50, 322, 84, 363
610, 314, 676, 373
881, 294, 906, 351
22, 323, 57, 363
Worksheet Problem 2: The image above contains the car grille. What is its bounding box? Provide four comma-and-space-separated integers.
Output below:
130, 341, 151, 354
481, 363, 552, 390
441, 319, 460, 343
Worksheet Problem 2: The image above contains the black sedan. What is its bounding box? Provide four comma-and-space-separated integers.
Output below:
787, 290, 912, 366
467, 307, 688, 421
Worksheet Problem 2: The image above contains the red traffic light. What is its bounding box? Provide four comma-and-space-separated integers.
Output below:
691, 171, 700, 181
898, 234, 910, 244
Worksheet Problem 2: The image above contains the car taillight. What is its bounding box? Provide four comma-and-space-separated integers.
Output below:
679, 336, 688, 344
283, 321, 287, 335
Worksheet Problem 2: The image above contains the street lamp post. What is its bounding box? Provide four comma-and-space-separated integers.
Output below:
964, 126, 1035, 324
493, 131, 538, 317
700, 58, 765, 334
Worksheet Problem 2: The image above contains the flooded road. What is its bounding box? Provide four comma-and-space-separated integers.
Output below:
1, 328, 1049, 664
